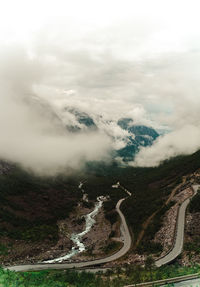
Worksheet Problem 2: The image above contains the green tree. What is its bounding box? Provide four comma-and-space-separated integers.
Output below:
145, 255, 155, 281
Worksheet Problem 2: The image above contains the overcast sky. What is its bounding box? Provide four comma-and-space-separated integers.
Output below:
1, 0, 200, 173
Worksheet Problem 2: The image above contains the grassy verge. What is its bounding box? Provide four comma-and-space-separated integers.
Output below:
0, 264, 200, 287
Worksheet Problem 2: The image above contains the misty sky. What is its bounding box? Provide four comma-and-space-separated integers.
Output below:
1, 0, 200, 173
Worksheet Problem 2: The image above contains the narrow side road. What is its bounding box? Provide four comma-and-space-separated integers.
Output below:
124, 273, 200, 287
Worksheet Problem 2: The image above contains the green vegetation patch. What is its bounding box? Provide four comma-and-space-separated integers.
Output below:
101, 241, 122, 254
0, 244, 8, 255
189, 188, 200, 213
0, 166, 79, 244
20, 224, 59, 242
185, 236, 200, 254
0, 264, 200, 287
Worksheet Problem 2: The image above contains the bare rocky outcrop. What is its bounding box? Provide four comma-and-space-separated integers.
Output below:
186, 212, 200, 237
181, 212, 200, 265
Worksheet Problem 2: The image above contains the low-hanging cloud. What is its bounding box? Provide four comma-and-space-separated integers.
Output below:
1, 0, 200, 172
0, 48, 111, 175
132, 125, 200, 167
130, 52, 200, 167
2, 45, 200, 173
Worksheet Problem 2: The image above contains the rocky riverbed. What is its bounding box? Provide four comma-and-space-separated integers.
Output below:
1, 197, 120, 265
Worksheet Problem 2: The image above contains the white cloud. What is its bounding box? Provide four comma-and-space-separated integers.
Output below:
132, 125, 200, 167
1, 1, 200, 171
0, 49, 111, 175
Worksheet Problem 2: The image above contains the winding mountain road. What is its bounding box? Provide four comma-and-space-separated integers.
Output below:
155, 184, 199, 267
6, 196, 132, 272
5, 184, 198, 272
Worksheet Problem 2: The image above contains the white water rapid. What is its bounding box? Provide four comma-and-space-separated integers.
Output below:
43, 196, 104, 263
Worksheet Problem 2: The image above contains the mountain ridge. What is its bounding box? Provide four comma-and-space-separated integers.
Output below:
63, 107, 159, 162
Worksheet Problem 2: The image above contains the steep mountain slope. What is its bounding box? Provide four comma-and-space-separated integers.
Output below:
1, 149, 200, 264
64, 107, 97, 132
0, 161, 13, 175
117, 118, 159, 161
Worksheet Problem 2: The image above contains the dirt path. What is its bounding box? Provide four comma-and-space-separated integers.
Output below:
134, 176, 187, 248
165, 177, 186, 205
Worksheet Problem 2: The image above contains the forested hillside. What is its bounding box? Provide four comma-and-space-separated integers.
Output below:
0, 149, 200, 263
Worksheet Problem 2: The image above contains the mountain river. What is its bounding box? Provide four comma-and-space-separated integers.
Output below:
43, 196, 104, 263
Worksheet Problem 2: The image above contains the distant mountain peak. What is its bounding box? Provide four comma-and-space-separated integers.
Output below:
61, 108, 159, 163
